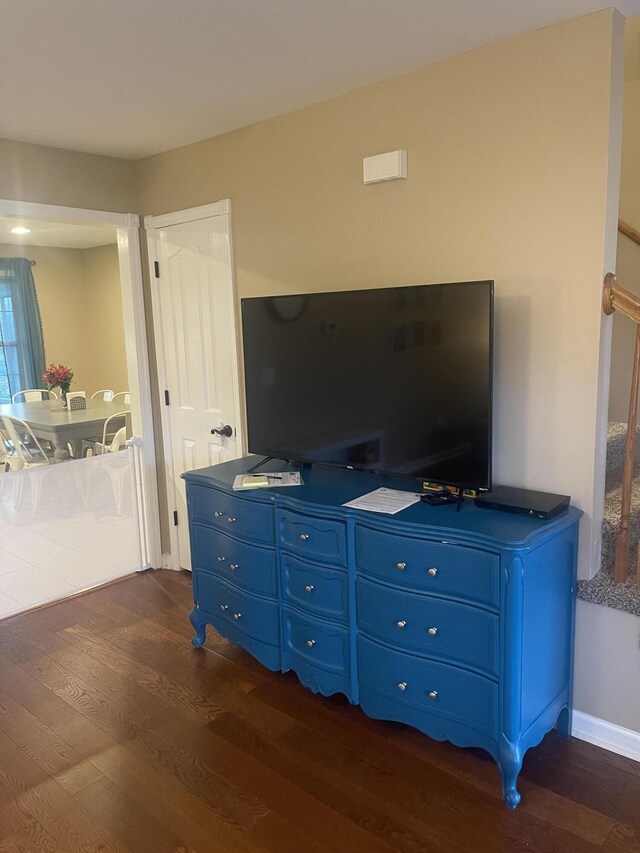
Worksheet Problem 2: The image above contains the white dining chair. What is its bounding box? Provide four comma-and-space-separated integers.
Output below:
112, 392, 131, 405
0, 415, 54, 470
82, 411, 130, 457
81, 411, 131, 516
91, 389, 115, 402
0, 414, 56, 515
66, 391, 87, 411
12, 389, 58, 402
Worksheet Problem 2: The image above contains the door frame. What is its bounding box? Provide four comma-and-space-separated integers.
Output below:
145, 199, 246, 570
0, 197, 162, 568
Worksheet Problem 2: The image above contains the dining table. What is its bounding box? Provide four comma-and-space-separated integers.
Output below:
0, 398, 131, 460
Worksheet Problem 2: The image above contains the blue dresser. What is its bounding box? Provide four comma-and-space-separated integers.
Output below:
184, 459, 581, 808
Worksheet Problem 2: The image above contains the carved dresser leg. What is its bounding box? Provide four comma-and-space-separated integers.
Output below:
498, 740, 523, 809
189, 608, 207, 648
556, 706, 572, 739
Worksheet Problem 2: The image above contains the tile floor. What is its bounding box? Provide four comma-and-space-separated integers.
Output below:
0, 454, 141, 619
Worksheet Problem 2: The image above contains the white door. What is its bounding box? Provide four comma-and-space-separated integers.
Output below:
146, 201, 244, 570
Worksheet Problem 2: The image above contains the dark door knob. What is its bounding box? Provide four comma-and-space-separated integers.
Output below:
211, 424, 233, 438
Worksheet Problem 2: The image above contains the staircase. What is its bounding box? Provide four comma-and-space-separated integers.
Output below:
577, 422, 640, 615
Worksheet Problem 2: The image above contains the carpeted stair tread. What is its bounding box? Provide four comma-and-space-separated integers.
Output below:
577, 422, 639, 616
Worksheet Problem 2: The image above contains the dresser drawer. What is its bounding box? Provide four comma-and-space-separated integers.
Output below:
282, 607, 350, 675
189, 484, 274, 544
277, 509, 347, 567
282, 555, 349, 623
356, 578, 498, 676
356, 525, 499, 608
195, 573, 279, 646
358, 636, 498, 738
191, 524, 277, 597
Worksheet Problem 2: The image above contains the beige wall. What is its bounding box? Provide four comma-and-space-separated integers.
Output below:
82, 244, 129, 393
138, 10, 620, 584
0, 242, 127, 396
0, 138, 138, 213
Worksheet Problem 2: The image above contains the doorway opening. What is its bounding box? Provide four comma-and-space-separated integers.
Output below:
0, 200, 160, 618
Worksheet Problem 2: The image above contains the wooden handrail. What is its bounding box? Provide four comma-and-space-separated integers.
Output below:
603, 272, 640, 585
602, 272, 640, 324
619, 219, 640, 248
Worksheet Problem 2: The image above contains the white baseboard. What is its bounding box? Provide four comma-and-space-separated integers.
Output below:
160, 555, 192, 572
572, 711, 640, 762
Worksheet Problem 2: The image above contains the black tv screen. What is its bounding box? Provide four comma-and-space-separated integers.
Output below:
241, 281, 493, 489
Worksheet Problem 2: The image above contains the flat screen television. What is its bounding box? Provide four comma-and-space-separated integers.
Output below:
241, 280, 494, 490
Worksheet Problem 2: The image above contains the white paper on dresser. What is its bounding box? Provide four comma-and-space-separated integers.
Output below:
342, 487, 422, 514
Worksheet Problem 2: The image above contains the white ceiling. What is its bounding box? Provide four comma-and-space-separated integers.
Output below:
2, 0, 639, 161
0, 218, 117, 250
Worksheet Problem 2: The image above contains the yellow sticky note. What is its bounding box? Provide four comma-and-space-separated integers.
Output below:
242, 475, 269, 488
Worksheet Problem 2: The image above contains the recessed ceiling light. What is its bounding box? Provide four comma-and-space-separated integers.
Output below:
11, 227, 31, 235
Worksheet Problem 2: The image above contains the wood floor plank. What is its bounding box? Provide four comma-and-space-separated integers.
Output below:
207, 710, 463, 853
244, 811, 336, 853
280, 719, 603, 853
0, 801, 31, 844
47, 643, 173, 722
522, 747, 640, 832
122, 718, 271, 833
15, 649, 269, 835
0, 728, 53, 796
53, 759, 104, 796
535, 730, 640, 782
103, 619, 294, 738
0, 656, 117, 756
251, 678, 615, 848
0, 819, 62, 852
59, 624, 227, 724
603, 823, 640, 852
90, 742, 261, 853
153, 708, 398, 853
29, 593, 126, 635
21, 653, 142, 743
0, 694, 85, 779
16, 777, 128, 853
74, 775, 193, 853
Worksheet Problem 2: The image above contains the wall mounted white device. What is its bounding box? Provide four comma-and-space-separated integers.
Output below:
363, 150, 407, 184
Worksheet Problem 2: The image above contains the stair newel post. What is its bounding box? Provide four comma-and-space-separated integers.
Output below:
615, 324, 640, 584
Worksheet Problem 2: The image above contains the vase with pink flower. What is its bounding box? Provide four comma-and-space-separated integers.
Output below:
43, 363, 74, 408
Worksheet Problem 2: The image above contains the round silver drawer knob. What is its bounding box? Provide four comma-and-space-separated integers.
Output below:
396, 562, 406, 571
214, 511, 223, 518
233, 612, 242, 620
396, 620, 407, 629
220, 604, 229, 611
397, 682, 407, 691
428, 690, 438, 700
427, 626, 438, 636
227, 517, 236, 524
217, 556, 226, 562
304, 585, 314, 593
230, 563, 238, 571
299, 533, 310, 541
427, 567, 438, 577
306, 639, 315, 647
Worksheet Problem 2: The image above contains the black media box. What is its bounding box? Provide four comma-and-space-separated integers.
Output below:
475, 485, 570, 519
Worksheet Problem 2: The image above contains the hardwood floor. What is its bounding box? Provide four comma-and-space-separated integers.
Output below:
0, 570, 638, 852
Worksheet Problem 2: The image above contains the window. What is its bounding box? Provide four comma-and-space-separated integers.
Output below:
0, 279, 21, 402
0, 259, 46, 404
